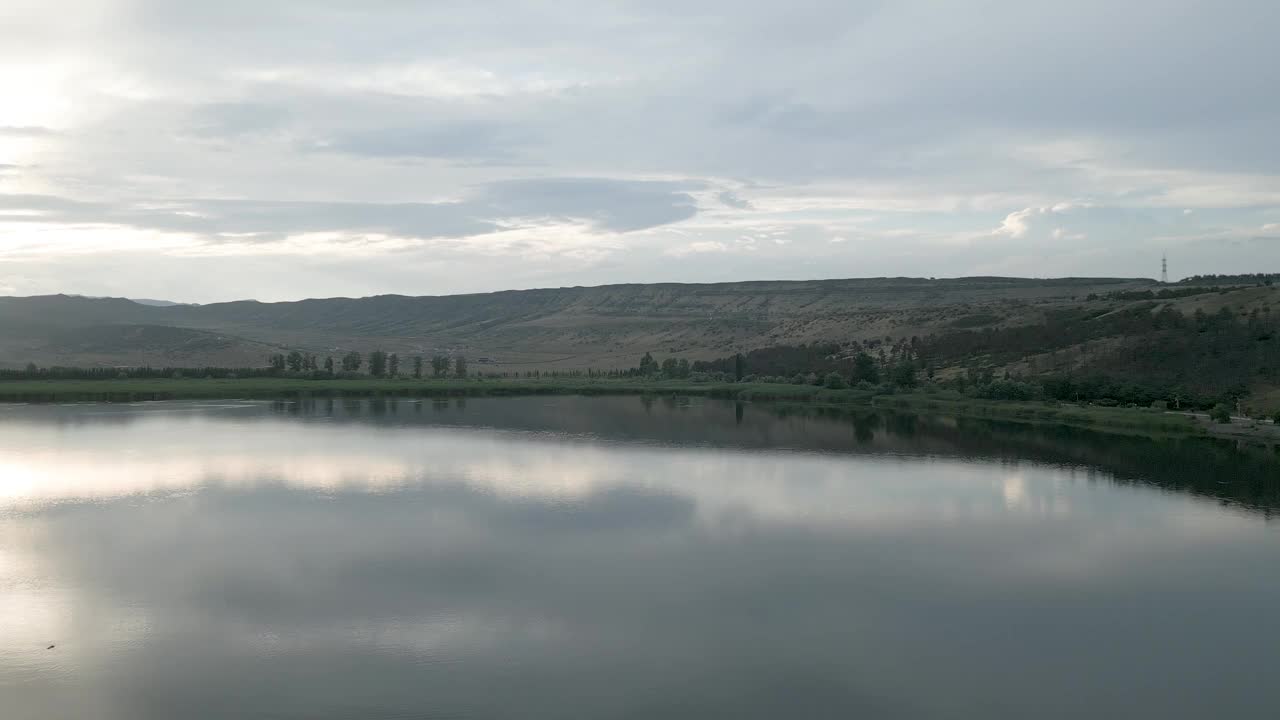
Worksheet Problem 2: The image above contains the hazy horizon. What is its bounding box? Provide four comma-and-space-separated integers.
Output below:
6, 272, 1178, 306
1, 1, 1277, 303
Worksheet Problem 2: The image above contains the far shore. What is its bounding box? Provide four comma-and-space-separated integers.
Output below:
5, 376, 1266, 441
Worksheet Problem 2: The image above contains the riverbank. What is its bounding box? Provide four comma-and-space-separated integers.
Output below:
1180, 413, 1280, 443
0, 379, 732, 399
0, 377, 1208, 436
0, 377, 869, 403
868, 393, 1204, 436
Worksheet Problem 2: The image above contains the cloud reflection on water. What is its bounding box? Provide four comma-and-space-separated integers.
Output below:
1, 398, 1277, 720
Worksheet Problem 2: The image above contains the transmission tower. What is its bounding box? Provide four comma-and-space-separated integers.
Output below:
1161, 253, 1168, 284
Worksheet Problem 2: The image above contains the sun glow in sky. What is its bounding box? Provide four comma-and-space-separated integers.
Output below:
0, 1, 1277, 302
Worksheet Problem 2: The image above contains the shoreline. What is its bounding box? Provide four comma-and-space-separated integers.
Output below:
0, 377, 1229, 439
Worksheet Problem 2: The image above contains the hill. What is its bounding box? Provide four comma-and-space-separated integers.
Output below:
693, 282, 1280, 413
4, 275, 1279, 411
0, 277, 1151, 370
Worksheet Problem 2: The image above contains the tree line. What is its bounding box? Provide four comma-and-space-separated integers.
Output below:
267, 350, 469, 379
5, 351, 474, 381
683, 341, 919, 389
669, 301, 1280, 412
1095, 285, 1230, 302
0, 364, 281, 381
1177, 273, 1278, 285
917, 303, 1278, 409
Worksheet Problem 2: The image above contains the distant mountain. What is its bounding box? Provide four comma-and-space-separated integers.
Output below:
0, 277, 1158, 369
68, 295, 195, 307
129, 298, 196, 307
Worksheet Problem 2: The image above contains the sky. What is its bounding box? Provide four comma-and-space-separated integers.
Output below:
0, 0, 1277, 303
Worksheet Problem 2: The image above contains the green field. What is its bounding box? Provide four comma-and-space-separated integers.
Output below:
0, 376, 1204, 436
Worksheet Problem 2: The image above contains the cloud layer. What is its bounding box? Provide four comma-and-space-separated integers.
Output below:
0, 0, 1277, 301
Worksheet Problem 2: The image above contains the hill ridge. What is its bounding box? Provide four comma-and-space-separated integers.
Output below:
0, 276, 1162, 369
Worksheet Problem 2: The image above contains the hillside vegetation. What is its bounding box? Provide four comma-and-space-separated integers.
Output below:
0, 276, 1150, 369
696, 282, 1280, 413
4, 275, 1279, 411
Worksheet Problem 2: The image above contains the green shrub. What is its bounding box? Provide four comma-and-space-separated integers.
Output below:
823, 372, 848, 390
975, 380, 1040, 401
891, 362, 918, 388
1210, 404, 1232, 423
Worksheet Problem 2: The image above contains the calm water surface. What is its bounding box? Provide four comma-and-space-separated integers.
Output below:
1, 396, 1278, 719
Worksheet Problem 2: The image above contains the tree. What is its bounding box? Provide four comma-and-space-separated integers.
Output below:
1272, 411, 1280, 425
977, 379, 1038, 401
1210, 404, 1232, 424
734, 353, 745, 382
431, 355, 450, 378
341, 351, 362, 373
891, 361, 918, 388
823, 372, 848, 389
454, 356, 467, 378
369, 350, 388, 378
285, 351, 304, 372
638, 352, 658, 376
661, 357, 679, 378
852, 352, 879, 384
324, 356, 335, 375
269, 353, 286, 372
677, 358, 690, 379
413, 356, 424, 379
388, 353, 400, 378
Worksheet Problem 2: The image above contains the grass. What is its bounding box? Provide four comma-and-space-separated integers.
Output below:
0, 377, 1201, 435
871, 391, 1202, 435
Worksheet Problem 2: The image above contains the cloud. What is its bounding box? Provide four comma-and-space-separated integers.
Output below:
0, 0, 1277, 299
0, 126, 56, 137
997, 208, 1038, 239
479, 178, 702, 232
321, 123, 533, 163
665, 241, 729, 257
996, 204, 1089, 239
1051, 227, 1087, 241
0, 176, 702, 242
717, 191, 753, 210
186, 102, 290, 139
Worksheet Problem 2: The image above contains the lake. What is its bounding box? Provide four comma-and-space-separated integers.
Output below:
1, 396, 1278, 719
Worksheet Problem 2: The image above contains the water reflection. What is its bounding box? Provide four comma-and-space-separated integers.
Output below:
1, 397, 1278, 720
1, 397, 1276, 514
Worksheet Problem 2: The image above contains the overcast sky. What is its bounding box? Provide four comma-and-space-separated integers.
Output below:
1, 0, 1277, 302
